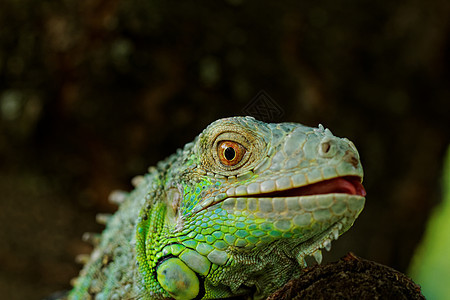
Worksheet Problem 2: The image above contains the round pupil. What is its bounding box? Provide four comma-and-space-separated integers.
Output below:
224, 147, 236, 161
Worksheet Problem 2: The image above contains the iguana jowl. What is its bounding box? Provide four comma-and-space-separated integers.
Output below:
67, 116, 366, 300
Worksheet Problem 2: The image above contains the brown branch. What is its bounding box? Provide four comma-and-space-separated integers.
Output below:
267, 253, 424, 300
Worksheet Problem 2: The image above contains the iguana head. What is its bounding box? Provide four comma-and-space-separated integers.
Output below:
136, 116, 366, 299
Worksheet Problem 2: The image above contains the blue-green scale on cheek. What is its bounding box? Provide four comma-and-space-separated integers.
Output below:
212, 231, 224, 239
206, 235, 216, 244
194, 226, 202, 234
217, 210, 227, 217
244, 218, 255, 225
235, 222, 246, 229
251, 230, 265, 237
224, 234, 236, 245
182, 239, 198, 249
237, 216, 247, 222
213, 240, 228, 250
202, 227, 214, 235
228, 227, 237, 234
248, 223, 257, 230
235, 238, 248, 247
235, 230, 249, 238
195, 233, 206, 242
245, 235, 259, 244
269, 230, 282, 238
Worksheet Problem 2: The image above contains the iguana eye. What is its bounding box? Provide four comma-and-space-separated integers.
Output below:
218, 141, 246, 166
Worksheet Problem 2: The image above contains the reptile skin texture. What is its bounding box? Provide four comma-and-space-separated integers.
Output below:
65, 116, 366, 300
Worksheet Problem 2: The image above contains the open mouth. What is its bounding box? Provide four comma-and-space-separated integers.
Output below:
269, 176, 365, 198
238, 176, 366, 199
196, 175, 366, 214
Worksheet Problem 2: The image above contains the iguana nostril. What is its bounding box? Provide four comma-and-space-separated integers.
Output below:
319, 138, 336, 157
343, 150, 359, 168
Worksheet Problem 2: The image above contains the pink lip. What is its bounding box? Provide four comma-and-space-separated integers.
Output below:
253, 176, 366, 198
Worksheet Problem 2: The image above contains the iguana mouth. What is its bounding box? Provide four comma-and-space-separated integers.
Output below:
197, 176, 366, 213
235, 176, 366, 199
257, 176, 366, 198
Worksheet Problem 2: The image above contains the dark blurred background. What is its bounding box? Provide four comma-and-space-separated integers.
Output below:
0, 0, 449, 299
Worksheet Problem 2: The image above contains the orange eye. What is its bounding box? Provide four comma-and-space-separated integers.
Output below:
218, 141, 246, 166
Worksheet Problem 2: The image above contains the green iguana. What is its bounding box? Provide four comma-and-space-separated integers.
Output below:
65, 116, 366, 300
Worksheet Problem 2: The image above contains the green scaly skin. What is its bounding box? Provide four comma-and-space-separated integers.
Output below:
66, 116, 365, 300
